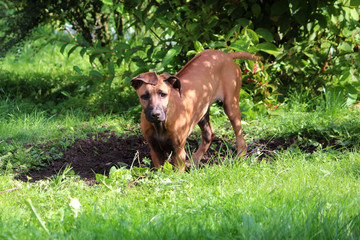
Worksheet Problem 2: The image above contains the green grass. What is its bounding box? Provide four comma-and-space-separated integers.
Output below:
0, 98, 138, 172
0, 99, 136, 143
1, 36, 91, 74
1, 34, 360, 239
1, 150, 360, 239
1, 97, 360, 238
1, 101, 138, 142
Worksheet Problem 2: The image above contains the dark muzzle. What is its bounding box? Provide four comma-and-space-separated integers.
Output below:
146, 106, 166, 123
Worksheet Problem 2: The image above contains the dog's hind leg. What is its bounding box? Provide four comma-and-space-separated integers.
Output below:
223, 95, 247, 157
192, 109, 215, 166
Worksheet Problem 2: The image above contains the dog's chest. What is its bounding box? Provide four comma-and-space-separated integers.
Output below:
149, 134, 175, 153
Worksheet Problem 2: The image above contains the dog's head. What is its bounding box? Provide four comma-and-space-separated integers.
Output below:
130, 71, 181, 123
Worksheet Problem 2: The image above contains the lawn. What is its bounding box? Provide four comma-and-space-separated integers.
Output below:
1, 97, 360, 239
1, 36, 360, 239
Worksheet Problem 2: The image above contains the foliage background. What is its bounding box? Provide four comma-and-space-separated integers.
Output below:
0, 0, 359, 113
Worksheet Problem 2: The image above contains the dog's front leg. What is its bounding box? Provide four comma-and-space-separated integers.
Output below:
172, 148, 186, 172
149, 147, 166, 169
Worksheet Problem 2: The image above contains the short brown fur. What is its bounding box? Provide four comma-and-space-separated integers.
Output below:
131, 49, 262, 171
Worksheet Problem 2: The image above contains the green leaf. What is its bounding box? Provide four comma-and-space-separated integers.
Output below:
61, 91, 71, 97
67, 45, 78, 58
230, 40, 249, 52
67, 76, 83, 81
255, 28, 274, 42
350, 0, 360, 6
60, 43, 69, 55
207, 41, 227, 49
108, 61, 115, 76
194, 41, 204, 52
238, 18, 252, 28
350, 9, 359, 21
95, 46, 111, 53
157, 45, 182, 71
89, 70, 103, 79
251, 4, 261, 17
106, 76, 114, 87
186, 50, 197, 56
36, 27, 48, 36
125, 67, 150, 84
346, 92, 358, 106
279, 14, 291, 33
132, 56, 146, 67
293, 7, 309, 25
80, 39, 90, 47
73, 65, 82, 74
289, 0, 301, 9
145, 18, 156, 32
95, 173, 107, 183
338, 42, 353, 53
256, 42, 282, 56
271, 0, 288, 16
124, 48, 139, 62
225, 24, 240, 41
80, 48, 87, 58
303, 52, 318, 65
315, 13, 327, 28
101, 0, 113, 5
116, 57, 123, 66
244, 29, 259, 45
133, 9, 143, 22
339, 69, 358, 84
162, 162, 173, 174
115, 42, 130, 50
156, 17, 168, 26
109, 166, 117, 177
143, 37, 154, 46
186, 23, 198, 33
89, 53, 101, 64
60, 36, 70, 42
115, 4, 124, 14
147, 46, 154, 59
308, 29, 317, 41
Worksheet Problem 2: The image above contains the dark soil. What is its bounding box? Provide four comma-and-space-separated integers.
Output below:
15, 130, 342, 184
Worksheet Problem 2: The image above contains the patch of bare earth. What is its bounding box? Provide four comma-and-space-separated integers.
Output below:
15, 130, 341, 184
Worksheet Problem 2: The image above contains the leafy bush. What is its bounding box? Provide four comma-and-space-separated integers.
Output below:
1, 0, 359, 112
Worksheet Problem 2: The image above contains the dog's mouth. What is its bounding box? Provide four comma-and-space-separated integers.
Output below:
146, 114, 166, 123
145, 107, 166, 123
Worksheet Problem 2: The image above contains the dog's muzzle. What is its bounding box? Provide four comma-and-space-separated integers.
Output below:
146, 106, 166, 123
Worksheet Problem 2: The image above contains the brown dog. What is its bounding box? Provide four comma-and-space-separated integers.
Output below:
131, 49, 262, 171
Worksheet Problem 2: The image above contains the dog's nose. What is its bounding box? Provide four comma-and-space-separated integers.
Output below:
147, 107, 166, 122
151, 111, 161, 119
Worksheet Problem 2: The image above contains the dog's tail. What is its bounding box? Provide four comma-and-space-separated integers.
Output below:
230, 52, 263, 61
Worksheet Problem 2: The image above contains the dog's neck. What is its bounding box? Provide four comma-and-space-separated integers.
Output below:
153, 121, 167, 135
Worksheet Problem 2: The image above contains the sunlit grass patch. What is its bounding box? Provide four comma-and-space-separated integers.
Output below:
1, 150, 360, 239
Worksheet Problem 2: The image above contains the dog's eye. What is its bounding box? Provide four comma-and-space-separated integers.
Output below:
160, 92, 168, 98
141, 94, 150, 100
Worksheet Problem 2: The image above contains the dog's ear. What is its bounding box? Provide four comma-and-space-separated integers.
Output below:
130, 71, 158, 90
162, 72, 182, 96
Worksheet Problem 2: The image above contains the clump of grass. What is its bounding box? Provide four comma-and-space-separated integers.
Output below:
1, 36, 91, 74
0, 98, 137, 173
1, 150, 360, 239
1, 101, 359, 239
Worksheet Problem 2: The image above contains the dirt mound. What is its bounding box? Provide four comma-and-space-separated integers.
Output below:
15, 131, 231, 183
15, 131, 340, 184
